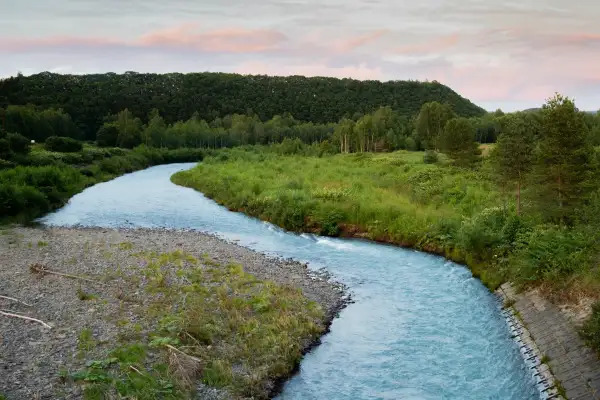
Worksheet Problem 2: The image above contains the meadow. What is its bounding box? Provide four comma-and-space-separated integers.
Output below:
172, 146, 600, 304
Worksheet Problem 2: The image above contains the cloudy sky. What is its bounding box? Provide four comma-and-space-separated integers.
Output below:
1, 0, 599, 111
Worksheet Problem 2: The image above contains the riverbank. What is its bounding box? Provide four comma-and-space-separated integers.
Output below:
1, 144, 205, 225
498, 284, 600, 400
170, 147, 600, 307
0, 226, 348, 400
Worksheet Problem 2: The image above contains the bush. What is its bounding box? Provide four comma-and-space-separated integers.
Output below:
0, 138, 10, 159
509, 225, 595, 284
6, 132, 31, 155
405, 137, 417, 151
0, 159, 16, 169
423, 150, 439, 164
580, 302, 600, 352
44, 136, 83, 152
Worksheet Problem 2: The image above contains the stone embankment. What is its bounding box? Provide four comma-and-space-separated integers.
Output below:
498, 283, 600, 400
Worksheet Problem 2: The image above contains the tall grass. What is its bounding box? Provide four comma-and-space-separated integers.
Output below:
172, 147, 600, 296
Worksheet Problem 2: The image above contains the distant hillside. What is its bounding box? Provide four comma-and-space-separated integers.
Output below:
0, 71, 486, 140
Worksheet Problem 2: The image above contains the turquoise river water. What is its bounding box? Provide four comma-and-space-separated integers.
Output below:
40, 163, 542, 400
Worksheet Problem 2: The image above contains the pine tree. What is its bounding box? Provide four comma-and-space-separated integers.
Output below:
491, 114, 537, 216
530, 94, 596, 224
438, 117, 480, 167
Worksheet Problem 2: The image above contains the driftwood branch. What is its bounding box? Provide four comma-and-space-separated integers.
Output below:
30, 264, 100, 284
0, 310, 51, 328
165, 344, 202, 363
129, 365, 145, 376
0, 295, 32, 307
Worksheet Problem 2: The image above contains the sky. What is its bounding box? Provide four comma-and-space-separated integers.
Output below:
1, 0, 599, 112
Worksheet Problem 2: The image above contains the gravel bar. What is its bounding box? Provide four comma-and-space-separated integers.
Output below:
0, 226, 349, 399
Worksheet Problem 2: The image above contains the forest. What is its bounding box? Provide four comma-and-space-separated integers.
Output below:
0, 71, 485, 140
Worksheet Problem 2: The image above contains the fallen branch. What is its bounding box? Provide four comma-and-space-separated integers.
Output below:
129, 365, 145, 376
0, 295, 32, 307
0, 310, 51, 329
30, 264, 100, 284
165, 344, 202, 363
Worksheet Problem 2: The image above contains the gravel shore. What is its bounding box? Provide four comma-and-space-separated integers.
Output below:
0, 226, 349, 399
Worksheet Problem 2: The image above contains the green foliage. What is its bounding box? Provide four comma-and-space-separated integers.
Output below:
423, 150, 439, 164
439, 118, 481, 167
0, 145, 205, 224
2, 72, 486, 140
405, 137, 417, 151
96, 123, 119, 147
580, 302, 600, 351
529, 94, 597, 224
508, 224, 596, 283
45, 136, 83, 152
415, 101, 456, 150
172, 149, 507, 287
0, 104, 81, 141
68, 251, 326, 399
490, 114, 536, 215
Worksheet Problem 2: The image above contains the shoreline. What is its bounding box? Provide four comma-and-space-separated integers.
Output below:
0, 226, 350, 400
498, 284, 600, 400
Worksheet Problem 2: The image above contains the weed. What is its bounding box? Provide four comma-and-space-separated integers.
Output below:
502, 298, 516, 309
540, 354, 551, 364
78, 328, 97, 354
77, 288, 98, 301
37, 240, 48, 247
116, 241, 134, 251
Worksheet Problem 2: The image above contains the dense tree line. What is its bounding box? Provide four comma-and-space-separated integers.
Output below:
0, 72, 486, 140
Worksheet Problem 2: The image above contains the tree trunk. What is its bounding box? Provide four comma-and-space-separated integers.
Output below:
516, 179, 521, 217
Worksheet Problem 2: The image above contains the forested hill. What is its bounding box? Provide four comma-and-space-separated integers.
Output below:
0, 72, 486, 140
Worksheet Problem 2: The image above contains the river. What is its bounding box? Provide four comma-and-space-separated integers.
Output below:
40, 163, 541, 400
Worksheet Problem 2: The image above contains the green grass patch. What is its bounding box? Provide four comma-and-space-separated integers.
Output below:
70, 250, 326, 399
172, 148, 508, 288
171, 147, 600, 300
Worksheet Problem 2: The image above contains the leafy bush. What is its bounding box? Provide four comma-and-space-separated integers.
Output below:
423, 150, 439, 164
0, 159, 15, 169
405, 137, 417, 151
4, 132, 31, 155
580, 302, 600, 351
44, 136, 83, 152
508, 225, 595, 284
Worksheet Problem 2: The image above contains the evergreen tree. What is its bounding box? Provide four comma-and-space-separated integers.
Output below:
438, 118, 480, 167
530, 94, 596, 224
490, 115, 536, 215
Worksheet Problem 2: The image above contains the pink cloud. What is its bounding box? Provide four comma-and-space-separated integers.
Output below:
138, 23, 288, 53
331, 30, 388, 53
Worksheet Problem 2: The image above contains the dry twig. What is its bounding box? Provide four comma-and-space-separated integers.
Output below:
129, 365, 145, 376
0, 295, 32, 307
0, 310, 51, 328
30, 263, 100, 284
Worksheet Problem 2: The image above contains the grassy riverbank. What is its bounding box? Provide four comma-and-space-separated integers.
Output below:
171, 147, 600, 300
0, 144, 205, 224
0, 227, 345, 400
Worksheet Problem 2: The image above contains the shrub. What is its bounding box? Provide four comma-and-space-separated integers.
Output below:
405, 137, 417, 151
423, 150, 439, 164
44, 136, 83, 153
580, 302, 600, 352
0, 139, 10, 159
6, 132, 31, 154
